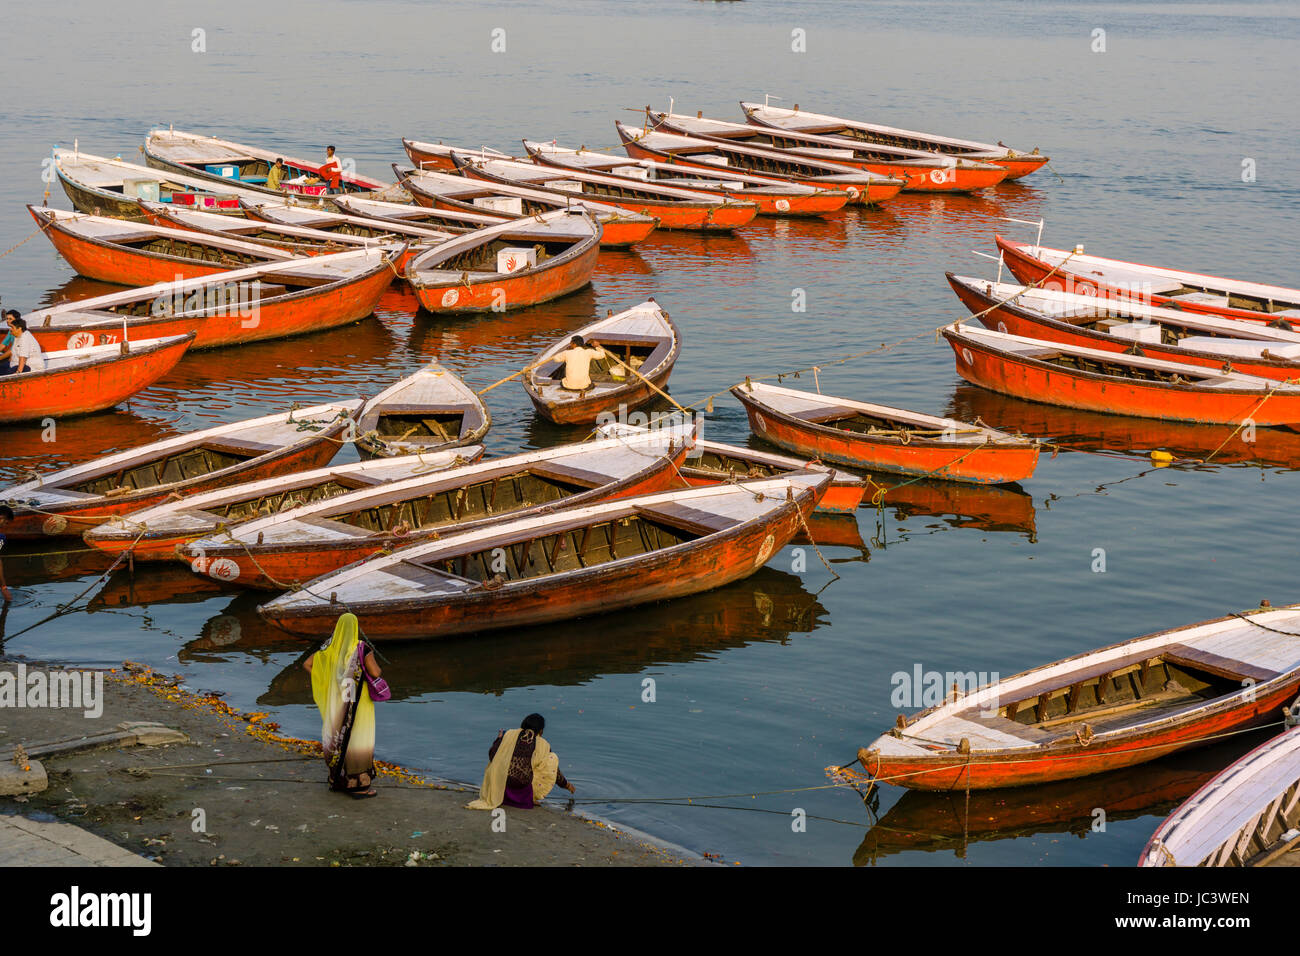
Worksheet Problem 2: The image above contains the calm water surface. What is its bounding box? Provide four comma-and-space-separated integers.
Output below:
1, 0, 1298, 865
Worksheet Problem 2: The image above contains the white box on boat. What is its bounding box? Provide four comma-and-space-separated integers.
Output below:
496, 247, 537, 274
547, 180, 584, 193
122, 178, 161, 201
473, 196, 523, 216
1107, 322, 1162, 344
612, 165, 650, 180
1178, 336, 1300, 360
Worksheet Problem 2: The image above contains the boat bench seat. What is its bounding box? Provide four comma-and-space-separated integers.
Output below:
999, 648, 1163, 711
528, 462, 609, 489
416, 269, 501, 283
1163, 642, 1281, 683
204, 438, 282, 457
636, 501, 740, 536
793, 404, 862, 423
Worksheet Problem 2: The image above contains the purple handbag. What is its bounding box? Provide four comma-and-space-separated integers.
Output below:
357, 643, 391, 702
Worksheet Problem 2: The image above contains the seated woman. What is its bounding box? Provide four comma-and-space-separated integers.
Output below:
467, 713, 576, 810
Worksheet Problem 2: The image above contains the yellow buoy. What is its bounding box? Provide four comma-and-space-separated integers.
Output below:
1151, 450, 1175, 466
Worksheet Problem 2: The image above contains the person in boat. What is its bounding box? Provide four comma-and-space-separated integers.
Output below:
0, 505, 12, 603
0, 310, 16, 374
321, 146, 343, 194
266, 157, 286, 192
303, 613, 381, 798
466, 713, 576, 811
4, 313, 44, 375
555, 335, 605, 393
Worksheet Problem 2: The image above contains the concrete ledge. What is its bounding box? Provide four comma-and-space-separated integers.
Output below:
0, 759, 48, 796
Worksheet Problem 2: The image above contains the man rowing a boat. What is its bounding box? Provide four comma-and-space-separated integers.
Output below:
321, 146, 343, 194
556, 335, 605, 393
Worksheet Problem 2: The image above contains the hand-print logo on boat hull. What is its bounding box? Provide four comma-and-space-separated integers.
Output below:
207, 557, 241, 582
441, 288, 460, 307
775, 199, 791, 212
961, 348, 974, 365
42, 515, 68, 536
66, 332, 96, 350
754, 533, 776, 567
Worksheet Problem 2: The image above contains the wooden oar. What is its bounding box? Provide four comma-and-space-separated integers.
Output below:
596, 347, 688, 415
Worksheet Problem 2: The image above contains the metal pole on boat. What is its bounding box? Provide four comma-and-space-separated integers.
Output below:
996, 216, 1046, 257
763, 93, 782, 108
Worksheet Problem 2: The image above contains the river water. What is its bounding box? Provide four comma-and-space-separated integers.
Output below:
1, 0, 1298, 865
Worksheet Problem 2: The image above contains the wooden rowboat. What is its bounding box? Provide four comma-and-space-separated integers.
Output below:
256, 472, 830, 639
22, 246, 403, 352
0, 400, 360, 540
740, 101, 1050, 181
943, 323, 1300, 428
53, 148, 267, 219
629, 112, 1007, 193
858, 604, 1300, 791
0, 333, 194, 424
403, 139, 512, 172
143, 128, 394, 197
138, 201, 386, 256
622, 118, 903, 205
83, 446, 483, 562
334, 194, 510, 232
405, 208, 600, 313
995, 235, 1300, 325
598, 422, 866, 513
523, 301, 680, 425
30, 205, 298, 285
394, 162, 658, 247
731, 380, 1039, 485
355, 363, 491, 458
1141, 722, 1300, 867
180, 424, 696, 590
452, 152, 760, 232
948, 273, 1300, 382
239, 198, 457, 271
523, 140, 850, 217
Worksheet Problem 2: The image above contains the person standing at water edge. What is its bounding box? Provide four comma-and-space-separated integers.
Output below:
321, 146, 343, 194
5, 313, 43, 374
0, 505, 12, 603
467, 713, 576, 810
304, 613, 380, 797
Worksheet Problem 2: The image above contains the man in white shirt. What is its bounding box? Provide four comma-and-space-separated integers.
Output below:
556, 335, 604, 392
6, 314, 45, 374
321, 146, 343, 194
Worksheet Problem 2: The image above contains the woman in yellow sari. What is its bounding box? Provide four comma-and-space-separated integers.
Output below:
304, 613, 381, 798
467, 713, 575, 810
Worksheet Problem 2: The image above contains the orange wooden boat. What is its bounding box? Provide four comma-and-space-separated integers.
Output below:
394, 158, 658, 247
731, 380, 1039, 485
943, 323, 1300, 427
948, 273, 1300, 382
30, 205, 297, 285
599, 422, 865, 512
335, 193, 511, 232
523, 140, 850, 216
0, 333, 194, 423
180, 424, 695, 590
622, 117, 904, 205
238, 197, 457, 271
143, 128, 394, 197
137, 200, 385, 256
22, 246, 402, 352
995, 235, 1300, 324
0, 400, 359, 540
741, 101, 1050, 181
83, 446, 482, 562
405, 208, 600, 313
523, 301, 680, 425
633, 111, 1007, 192
53, 147, 267, 219
451, 152, 760, 231
256, 472, 830, 639
857, 604, 1300, 790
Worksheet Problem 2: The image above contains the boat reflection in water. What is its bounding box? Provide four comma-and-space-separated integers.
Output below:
948, 384, 1300, 470
257, 567, 829, 706
3, 544, 114, 590
850, 731, 1268, 865
868, 474, 1037, 541
89, 563, 237, 611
